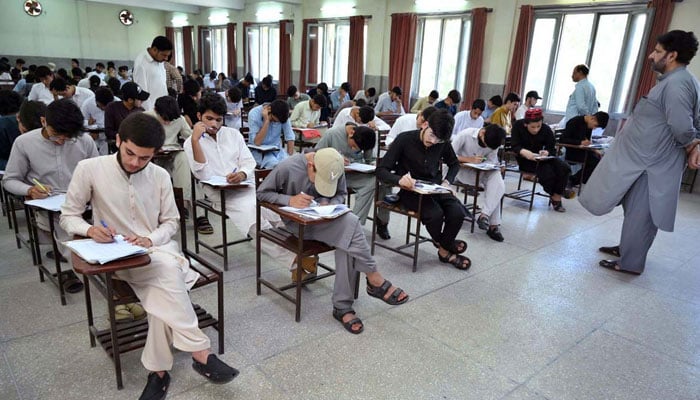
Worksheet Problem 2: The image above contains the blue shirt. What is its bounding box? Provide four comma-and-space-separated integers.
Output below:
435, 99, 457, 116
563, 78, 598, 124
247, 104, 295, 168
329, 90, 349, 110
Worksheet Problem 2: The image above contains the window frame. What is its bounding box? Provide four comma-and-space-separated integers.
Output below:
305, 18, 367, 89
522, 4, 652, 117
199, 25, 228, 75
173, 28, 184, 69
410, 13, 472, 102
244, 23, 280, 83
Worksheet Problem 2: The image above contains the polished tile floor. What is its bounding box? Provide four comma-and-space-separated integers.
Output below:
1, 175, 699, 400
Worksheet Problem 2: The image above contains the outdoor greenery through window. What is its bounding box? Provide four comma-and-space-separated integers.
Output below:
411, 15, 471, 101
523, 5, 650, 116
200, 26, 228, 76
246, 24, 280, 82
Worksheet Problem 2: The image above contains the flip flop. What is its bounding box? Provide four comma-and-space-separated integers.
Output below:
61, 271, 84, 293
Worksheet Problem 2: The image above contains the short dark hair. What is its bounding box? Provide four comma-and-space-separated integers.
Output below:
355, 98, 367, 107
183, 79, 201, 97
71, 67, 83, 78
35, 66, 52, 79
472, 99, 486, 111
351, 126, 376, 150
118, 65, 129, 72
151, 36, 174, 51
16, 58, 26, 65
429, 90, 439, 99
317, 82, 328, 93
88, 75, 101, 88
94, 88, 114, 107
155, 96, 182, 121
85, 66, 92, 73
358, 106, 375, 123
312, 94, 327, 108
95, 62, 105, 69
198, 92, 228, 116
18, 100, 47, 131
391, 86, 402, 96
262, 75, 273, 87
107, 77, 121, 95
118, 112, 165, 149
228, 86, 242, 103
504, 92, 521, 104
483, 124, 506, 150
45, 98, 84, 138
593, 111, 610, 129
657, 30, 698, 64
447, 90, 461, 104
574, 64, 589, 76
427, 109, 454, 141
71, 58, 79, 66
49, 78, 68, 92
209, 71, 217, 80
269, 99, 290, 123
286, 85, 298, 98
0, 90, 22, 115
367, 87, 376, 97
421, 105, 437, 121
107, 61, 115, 69
167, 87, 178, 98
340, 82, 351, 93
243, 73, 254, 84
489, 95, 503, 107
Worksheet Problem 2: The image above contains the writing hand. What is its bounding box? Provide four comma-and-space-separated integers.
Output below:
88, 117, 96, 125
87, 225, 117, 243
27, 184, 52, 199
226, 171, 245, 184
399, 172, 416, 190
580, 139, 591, 146
289, 192, 314, 208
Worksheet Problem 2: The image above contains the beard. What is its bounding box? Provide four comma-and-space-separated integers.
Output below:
651, 55, 668, 74
116, 148, 149, 176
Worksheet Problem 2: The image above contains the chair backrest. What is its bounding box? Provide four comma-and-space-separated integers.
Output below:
172, 187, 189, 249
239, 126, 250, 142
379, 113, 401, 127
377, 129, 389, 159
254, 168, 273, 189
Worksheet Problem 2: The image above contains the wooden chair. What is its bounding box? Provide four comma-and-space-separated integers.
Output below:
503, 155, 549, 211
254, 169, 357, 322
378, 113, 401, 127
190, 173, 252, 270
72, 187, 224, 389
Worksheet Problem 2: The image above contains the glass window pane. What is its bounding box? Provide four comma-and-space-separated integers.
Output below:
436, 18, 462, 96
269, 27, 280, 79
334, 24, 350, 88
323, 23, 336, 85
548, 13, 595, 112
588, 14, 628, 111
455, 19, 471, 97
417, 19, 441, 97
247, 28, 259, 78
260, 26, 269, 80
523, 18, 556, 103
615, 13, 647, 113
174, 30, 184, 69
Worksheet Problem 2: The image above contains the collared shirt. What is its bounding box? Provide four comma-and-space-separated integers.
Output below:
27, 83, 55, 105
374, 92, 405, 115
314, 124, 374, 164
377, 130, 459, 186
165, 63, 183, 94
563, 78, 598, 124
386, 113, 418, 146
133, 49, 168, 111
287, 93, 310, 110
225, 99, 244, 129
334, 107, 391, 132
410, 96, 433, 113
247, 104, 295, 167
144, 110, 191, 145
434, 99, 457, 116
104, 102, 145, 140
452, 110, 484, 134
451, 127, 498, 164
290, 100, 321, 128
490, 105, 513, 134
329, 90, 350, 110
81, 99, 108, 128
2, 128, 99, 196
184, 126, 256, 183
68, 86, 96, 109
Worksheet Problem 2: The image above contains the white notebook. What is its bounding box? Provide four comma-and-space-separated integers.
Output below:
346, 163, 376, 173
24, 194, 66, 212
279, 204, 351, 220
64, 235, 148, 265
201, 176, 254, 187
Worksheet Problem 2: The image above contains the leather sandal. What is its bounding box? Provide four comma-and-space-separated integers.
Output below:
195, 216, 214, 235
438, 251, 472, 270
366, 279, 409, 305
599, 245, 620, 258
599, 259, 641, 275
114, 305, 134, 324
449, 240, 468, 254
61, 271, 84, 293
333, 307, 363, 334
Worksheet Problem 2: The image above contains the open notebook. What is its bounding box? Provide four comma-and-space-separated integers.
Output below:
279, 204, 351, 220
201, 176, 254, 187
64, 235, 148, 265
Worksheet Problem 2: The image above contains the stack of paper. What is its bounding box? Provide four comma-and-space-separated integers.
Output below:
345, 163, 376, 173
201, 176, 254, 187
463, 162, 500, 170
279, 204, 351, 220
248, 144, 279, 152
25, 194, 66, 212
64, 235, 148, 265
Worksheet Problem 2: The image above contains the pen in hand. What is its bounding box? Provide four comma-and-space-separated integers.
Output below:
100, 220, 115, 241
32, 178, 51, 195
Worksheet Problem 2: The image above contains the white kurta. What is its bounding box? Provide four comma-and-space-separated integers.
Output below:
386, 113, 418, 146
290, 100, 321, 128
145, 110, 192, 195
453, 110, 484, 134
60, 155, 208, 371
27, 83, 55, 105
133, 49, 168, 111
70, 86, 95, 109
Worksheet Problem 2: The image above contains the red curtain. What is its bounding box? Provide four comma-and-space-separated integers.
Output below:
226, 23, 237, 78
197, 25, 206, 71
279, 20, 293, 94
165, 27, 176, 66
348, 16, 366, 93
462, 8, 487, 110
182, 26, 194, 74
299, 19, 318, 90
243, 22, 253, 75
634, 0, 676, 103
388, 13, 417, 112
505, 5, 533, 95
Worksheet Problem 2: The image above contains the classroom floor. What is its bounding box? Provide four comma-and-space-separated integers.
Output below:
1, 174, 699, 400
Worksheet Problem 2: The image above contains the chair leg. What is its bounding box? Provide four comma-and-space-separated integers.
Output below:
528, 178, 537, 211
217, 278, 224, 354
84, 275, 96, 348
105, 273, 124, 390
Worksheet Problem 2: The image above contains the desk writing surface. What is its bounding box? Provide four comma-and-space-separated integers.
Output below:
25, 194, 66, 212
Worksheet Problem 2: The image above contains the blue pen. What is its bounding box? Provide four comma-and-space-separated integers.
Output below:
100, 220, 115, 240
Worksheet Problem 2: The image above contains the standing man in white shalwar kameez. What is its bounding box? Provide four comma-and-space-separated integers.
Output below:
133, 36, 172, 111
60, 113, 239, 400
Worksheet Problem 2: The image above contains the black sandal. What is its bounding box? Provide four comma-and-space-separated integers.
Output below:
450, 240, 468, 254
551, 200, 566, 212
366, 279, 409, 305
599, 245, 620, 258
61, 271, 84, 293
196, 216, 214, 234
333, 307, 364, 334
438, 251, 472, 270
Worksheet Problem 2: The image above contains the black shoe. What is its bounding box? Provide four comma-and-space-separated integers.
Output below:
46, 251, 68, 263
192, 354, 239, 384
376, 221, 391, 240
461, 204, 474, 222
476, 216, 489, 231
598, 245, 620, 258
486, 226, 504, 242
139, 371, 170, 400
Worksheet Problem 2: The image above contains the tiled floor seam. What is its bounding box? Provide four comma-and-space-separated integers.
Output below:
2, 351, 22, 400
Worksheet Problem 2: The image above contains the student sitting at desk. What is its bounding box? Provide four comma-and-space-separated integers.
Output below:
248, 100, 295, 168
559, 111, 609, 186
452, 124, 507, 242
224, 87, 243, 129
377, 109, 472, 270
511, 108, 573, 212
333, 105, 389, 131
290, 94, 327, 128
104, 82, 149, 143
184, 93, 295, 271
386, 106, 437, 147
60, 112, 239, 400
81, 88, 116, 155
257, 148, 410, 334
3, 99, 98, 286
0, 90, 22, 170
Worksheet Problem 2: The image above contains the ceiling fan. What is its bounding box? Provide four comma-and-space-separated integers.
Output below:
24, 0, 42, 16
119, 9, 134, 26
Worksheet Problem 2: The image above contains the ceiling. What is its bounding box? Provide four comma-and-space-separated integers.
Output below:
83, 0, 303, 14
